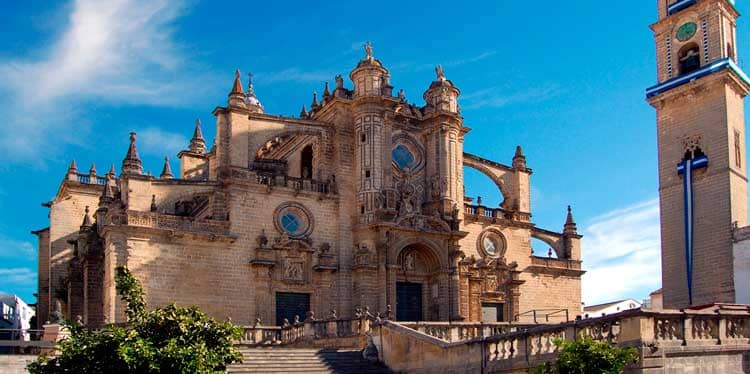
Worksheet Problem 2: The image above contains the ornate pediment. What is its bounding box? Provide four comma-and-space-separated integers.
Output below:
395, 214, 452, 233
459, 255, 523, 298
272, 233, 313, 252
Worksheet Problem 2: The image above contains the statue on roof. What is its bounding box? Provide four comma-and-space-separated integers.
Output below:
335, 74, 344, 89
436, 65, 446, 81
364, 41, 373, 60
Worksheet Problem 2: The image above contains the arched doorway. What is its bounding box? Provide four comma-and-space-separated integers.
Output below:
394, 244, 444, 321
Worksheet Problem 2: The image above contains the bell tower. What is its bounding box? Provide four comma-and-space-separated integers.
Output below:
647, 0, 750, 308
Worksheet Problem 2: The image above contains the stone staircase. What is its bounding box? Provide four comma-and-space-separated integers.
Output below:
228, 347, 390, 374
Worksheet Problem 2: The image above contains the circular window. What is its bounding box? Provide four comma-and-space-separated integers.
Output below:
478, 230, 506, 258
274, 203, 313, 238
392, 145, 415, 170
392, 134, 425, 173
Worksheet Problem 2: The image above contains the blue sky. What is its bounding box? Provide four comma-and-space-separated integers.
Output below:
0, 0, 747, 307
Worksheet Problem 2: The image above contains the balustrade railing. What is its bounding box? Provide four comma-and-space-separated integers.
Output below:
378, 306, 750, 373
107, 210, 231, 235
255, 173, 335, 195
74, 173, 107, 186
463, 204, 505, 219
0, 328, 53, 354
482, 309, 750, 368
240, 308, 382, 346
399, 322, 535, 343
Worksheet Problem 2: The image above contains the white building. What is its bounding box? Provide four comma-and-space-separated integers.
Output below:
583, 298, 641, 318
0, 294, 35, 340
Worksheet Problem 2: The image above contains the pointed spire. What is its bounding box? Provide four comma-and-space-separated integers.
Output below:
121, 132, 143, 175
160, 156, 174, 179
189, 118, 206, 154
100, 164, 116, 204
89, 163, 97, 175
81, 206, 92, 228
100, 174, 115, 203
231, 69, 244, 95
311, 92, 319, 109
512, 145, 527, 170
323, 82, 331, 97
67, 160, 78, 181
300, 105, 308, 118
228, 69, 247, 109
564, 205, 578, 235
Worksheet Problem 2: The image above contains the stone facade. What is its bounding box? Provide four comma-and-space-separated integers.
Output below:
648, 0, 750, 309
33, 47, 583, 327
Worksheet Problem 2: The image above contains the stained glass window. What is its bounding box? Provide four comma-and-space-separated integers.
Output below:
392, 144, 415, 170
281, 213, 302, 235
483, 237, 497, 255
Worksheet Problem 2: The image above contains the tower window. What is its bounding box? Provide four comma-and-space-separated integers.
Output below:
365, 170, 371, 178
361, 133, 366, 142
734, 130, 742, 168
678, 43, 701, 75
727, 43, 735, 61
301, 144, 313, 179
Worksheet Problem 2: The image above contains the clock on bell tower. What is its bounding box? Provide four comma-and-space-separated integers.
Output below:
647, 0, 750, 309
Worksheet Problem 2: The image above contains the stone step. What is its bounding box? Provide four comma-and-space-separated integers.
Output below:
229, 370, 383, 374
228, 369, 386, 374
229, 347, 389, 374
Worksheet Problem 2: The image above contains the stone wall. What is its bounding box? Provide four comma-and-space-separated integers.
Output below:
34, 228, 50, 327
0, 355, 36, 374
47, 182, 102, 320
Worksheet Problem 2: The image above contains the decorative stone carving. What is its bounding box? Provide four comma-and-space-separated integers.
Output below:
354, 243, 376, 269
257, 229, 269, 248
395, 214, 452, 233
460, 255, 522, 300
283, 259, 304, 282
404, 252, 416, 271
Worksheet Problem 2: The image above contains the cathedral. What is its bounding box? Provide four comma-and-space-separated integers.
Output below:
33, 45, 584, 328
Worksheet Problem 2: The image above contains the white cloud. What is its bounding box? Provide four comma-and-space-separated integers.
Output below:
461, 84, 560, 110
0, 236, 35, 260
256, 68, 336, 84
0, 0, 210, 165
136, 127, 187, 157
581, 198, 661, 306
391, 51, 497, 73
0, 268, 37, 287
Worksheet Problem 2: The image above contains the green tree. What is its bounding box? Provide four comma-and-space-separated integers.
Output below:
28, 266, 243, 374
536, 336, 639, 374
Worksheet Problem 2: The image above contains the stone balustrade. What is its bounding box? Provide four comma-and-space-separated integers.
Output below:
73, 173, 107, 186
377, 305, 750, 373
239, 311, 378, 347
529, 256, 582, 271
107, 210, 232, 236
399, 322, 534, 343
230, 167, 337, 196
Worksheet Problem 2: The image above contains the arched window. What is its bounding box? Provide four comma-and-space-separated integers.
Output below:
300, 144, 313, 179
678, 43, 701, 75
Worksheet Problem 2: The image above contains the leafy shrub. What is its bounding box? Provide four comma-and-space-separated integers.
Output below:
536, 336, 639, 374
28, 266, 242, 373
